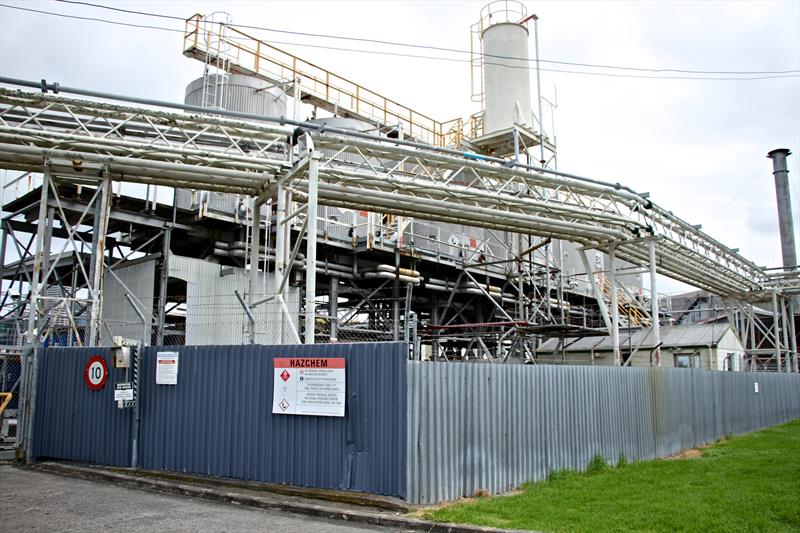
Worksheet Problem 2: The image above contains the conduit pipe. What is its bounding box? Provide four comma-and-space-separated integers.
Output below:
320, 166, 639, 228
0, 79, 652, 201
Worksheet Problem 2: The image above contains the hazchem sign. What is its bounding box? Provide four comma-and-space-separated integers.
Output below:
156, 351, 179, 385
272, 358, 346, 417
84, 355, 108, 391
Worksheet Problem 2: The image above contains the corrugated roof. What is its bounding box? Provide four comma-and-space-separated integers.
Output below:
539, 324, 734, 352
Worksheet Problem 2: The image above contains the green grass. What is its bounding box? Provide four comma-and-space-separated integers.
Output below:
423, 419, 800, 532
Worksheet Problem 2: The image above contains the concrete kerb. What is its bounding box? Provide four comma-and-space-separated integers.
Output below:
26, 462, 536, 533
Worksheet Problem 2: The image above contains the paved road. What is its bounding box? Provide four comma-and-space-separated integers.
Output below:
0, 464, 396, 532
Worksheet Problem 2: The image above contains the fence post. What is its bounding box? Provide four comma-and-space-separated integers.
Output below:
235, 290, 256, 344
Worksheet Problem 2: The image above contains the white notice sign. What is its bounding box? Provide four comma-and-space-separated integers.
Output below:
114, 382, 134, 401
156, 351, 179, 385
272, 358, 346, 417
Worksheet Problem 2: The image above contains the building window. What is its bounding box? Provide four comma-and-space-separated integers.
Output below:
723, 353, 735, 371
675, 353, 701, 369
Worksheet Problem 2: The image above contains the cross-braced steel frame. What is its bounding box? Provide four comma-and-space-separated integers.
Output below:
0, 80, 796, 368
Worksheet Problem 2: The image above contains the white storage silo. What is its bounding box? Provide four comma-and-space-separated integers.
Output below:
478, 1, 533, 135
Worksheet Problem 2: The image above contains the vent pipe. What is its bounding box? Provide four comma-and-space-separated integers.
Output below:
767, 148, 797, 270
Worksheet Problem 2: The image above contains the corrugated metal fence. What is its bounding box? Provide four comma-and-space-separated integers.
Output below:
34, 347, 132, 466
406, 363, 800, 504
33, 342, 407, 497
32, 349, 800, 504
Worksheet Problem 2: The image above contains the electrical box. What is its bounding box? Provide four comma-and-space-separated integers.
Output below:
113, 346, 131, 368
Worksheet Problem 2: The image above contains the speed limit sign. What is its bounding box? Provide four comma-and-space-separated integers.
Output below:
84, 356, 108, 391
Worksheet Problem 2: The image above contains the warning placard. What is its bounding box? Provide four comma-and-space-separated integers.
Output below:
156, 351, 179, 385
272, 358, 346, 417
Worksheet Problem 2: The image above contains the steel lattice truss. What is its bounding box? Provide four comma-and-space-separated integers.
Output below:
0, 88, 796, 300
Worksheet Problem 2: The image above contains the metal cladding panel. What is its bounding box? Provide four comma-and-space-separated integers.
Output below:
168, 254, 300, 345
138, 342, 407, 497
407, 363, 800, 504
33, 347, 132, 466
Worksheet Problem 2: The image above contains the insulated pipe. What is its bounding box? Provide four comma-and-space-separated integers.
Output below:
314, 184, 627, 240
0, 79, 651, 200
312, 132, 648, 204
362, 271, 420, 285
767, 149, 797, 270
320, 165, 639, 228
0, 142, 268, 187
318, 194, 601, 244
0, 126, 288, 172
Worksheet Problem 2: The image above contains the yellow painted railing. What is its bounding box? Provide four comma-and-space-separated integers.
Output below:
598, 275, 651, 327
0, 393, 11, 417
184, 14, 466, 147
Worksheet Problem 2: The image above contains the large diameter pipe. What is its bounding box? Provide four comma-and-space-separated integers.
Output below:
767, 148, 797, 270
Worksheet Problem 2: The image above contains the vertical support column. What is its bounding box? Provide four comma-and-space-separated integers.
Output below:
544, 242, 552, 321
329, 276, 339, 342
771, 290, 782, 371
512, 127, 520, 162
609, 245, 620, 366
23, 174, 50, 464
748, 304, 756, 371
248, 198, 263, 343
248, 199, 263, 306
273, 184, 287, 343
431, 295, 440, 362
779, 296, 791, 373
532, 14, 545, 166
393, 250, 400, 342
155, 227, 170, 346
26, 174, 50, 344
87, 174, 112, 347
788, 299, 798, 373
648, 240, 662, 366
304, 152, 319, 344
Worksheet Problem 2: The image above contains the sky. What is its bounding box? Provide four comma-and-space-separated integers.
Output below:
0, 0, 798, 294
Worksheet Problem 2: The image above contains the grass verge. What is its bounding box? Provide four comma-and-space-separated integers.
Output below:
423, 419, 800, 532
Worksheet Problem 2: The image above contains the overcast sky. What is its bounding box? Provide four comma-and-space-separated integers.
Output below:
1, 0, 798, 294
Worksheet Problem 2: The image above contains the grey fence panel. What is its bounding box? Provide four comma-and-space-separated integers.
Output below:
33, 347, 132, 466
138, 342, 406, 497
407, 363, 800, 504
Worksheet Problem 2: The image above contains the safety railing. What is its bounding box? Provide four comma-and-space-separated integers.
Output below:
184, 14, 455, 147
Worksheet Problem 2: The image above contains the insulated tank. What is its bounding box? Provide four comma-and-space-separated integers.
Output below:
184, 73, 287, 119
479, 1, 533, 134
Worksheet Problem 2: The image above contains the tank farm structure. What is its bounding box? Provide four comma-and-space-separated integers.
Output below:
0, 3, 798, 454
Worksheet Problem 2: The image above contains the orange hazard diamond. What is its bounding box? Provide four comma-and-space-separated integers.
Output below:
280, 370, 291, 382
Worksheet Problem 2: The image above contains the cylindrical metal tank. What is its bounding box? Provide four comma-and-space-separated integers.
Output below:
479, 1, 533, 134
184, 73, 287, 119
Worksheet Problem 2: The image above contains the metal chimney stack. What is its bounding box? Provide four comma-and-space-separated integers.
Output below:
767, 148, 797, 270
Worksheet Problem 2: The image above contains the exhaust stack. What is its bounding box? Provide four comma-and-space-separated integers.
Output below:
767, 148, 797, 270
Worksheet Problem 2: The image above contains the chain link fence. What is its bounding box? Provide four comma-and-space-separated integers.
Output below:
0, 348, 21, 444
99, 293, 408, 348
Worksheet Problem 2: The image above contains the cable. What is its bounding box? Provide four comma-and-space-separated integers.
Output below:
53, 0, 800, 76
3, 4, 798, 81
709, 164, 767, 223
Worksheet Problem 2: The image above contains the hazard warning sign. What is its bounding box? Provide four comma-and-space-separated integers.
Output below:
272, 358, 346, 417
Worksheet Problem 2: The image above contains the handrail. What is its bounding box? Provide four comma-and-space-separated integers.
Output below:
183, 14, 457, 147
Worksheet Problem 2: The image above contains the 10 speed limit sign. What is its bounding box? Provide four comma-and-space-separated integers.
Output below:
84, 356, 108, 391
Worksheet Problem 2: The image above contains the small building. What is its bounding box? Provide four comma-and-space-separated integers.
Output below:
537, 324, 745, 371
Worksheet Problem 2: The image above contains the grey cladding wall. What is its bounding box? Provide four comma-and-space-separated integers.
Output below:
407, 363, 800, 504
137, 343, 407, 497
34, 347, 132, 466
